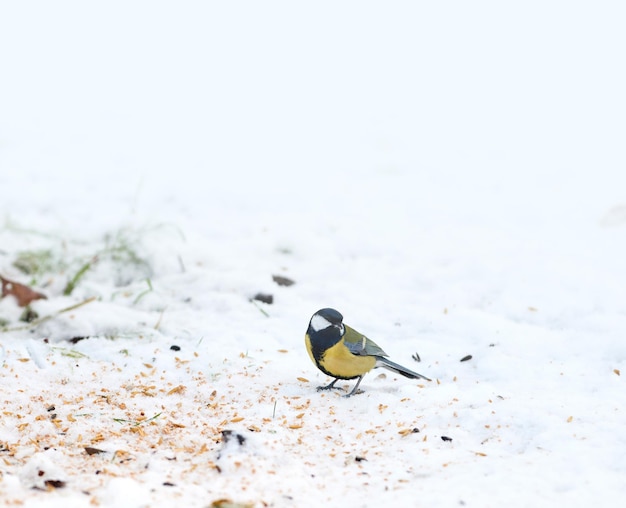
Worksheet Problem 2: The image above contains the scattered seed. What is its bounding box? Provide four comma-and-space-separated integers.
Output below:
614, 369, 621, 376
167, 385, 186, 396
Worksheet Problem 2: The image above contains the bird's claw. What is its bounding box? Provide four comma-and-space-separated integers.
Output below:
316, 385, 343, 392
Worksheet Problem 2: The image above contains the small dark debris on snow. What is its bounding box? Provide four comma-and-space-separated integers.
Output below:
253, 292, 273, 304
441, 436, 453, 442
412, 427, 420, 433
489, 343, 495, 347
412, 352, 421, 362
163, 482, 176, 487
170, 345, 181, 351
460, 355, 472, 362
68, 336, 89, 344
46, 405, 55, 412
272, 275, 295, 287
355, 456, 367, 462
222, 430, 246, 446
84, 446, 106, 456
44, 479, 66, 489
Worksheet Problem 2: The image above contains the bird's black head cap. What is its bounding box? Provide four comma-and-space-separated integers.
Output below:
315, 308, 343, 325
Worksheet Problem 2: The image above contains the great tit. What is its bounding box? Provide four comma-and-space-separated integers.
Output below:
305, 308, 431, 397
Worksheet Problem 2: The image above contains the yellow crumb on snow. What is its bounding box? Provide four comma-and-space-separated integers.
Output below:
167, 385, 186, 395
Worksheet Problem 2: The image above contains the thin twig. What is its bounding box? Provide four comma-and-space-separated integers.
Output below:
0, 296, 97, 333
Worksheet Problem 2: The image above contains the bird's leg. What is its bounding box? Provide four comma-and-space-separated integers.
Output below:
316, 378, 343, 392
344, 376, 364, 397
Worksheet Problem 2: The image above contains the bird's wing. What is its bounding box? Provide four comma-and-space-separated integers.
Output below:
343, 325, 388, 357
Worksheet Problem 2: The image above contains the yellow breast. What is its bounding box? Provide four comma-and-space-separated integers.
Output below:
318, 338, 376, 379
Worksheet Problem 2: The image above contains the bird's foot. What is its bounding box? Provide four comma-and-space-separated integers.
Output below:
316, 379, 344, 392
316, 384, 344, 392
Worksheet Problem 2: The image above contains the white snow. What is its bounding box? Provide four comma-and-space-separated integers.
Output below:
1, 1, 626, 507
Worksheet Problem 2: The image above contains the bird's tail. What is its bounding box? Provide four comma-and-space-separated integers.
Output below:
375, 357, 431, 381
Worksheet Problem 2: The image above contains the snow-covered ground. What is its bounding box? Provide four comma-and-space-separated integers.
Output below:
1, 2, 626, 507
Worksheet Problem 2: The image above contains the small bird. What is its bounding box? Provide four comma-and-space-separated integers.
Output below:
305, 308, 431, 397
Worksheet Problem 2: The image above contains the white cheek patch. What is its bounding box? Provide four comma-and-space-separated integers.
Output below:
310, 314, 333, 332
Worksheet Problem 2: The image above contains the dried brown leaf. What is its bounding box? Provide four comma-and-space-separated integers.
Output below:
0, 276, 47, 307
